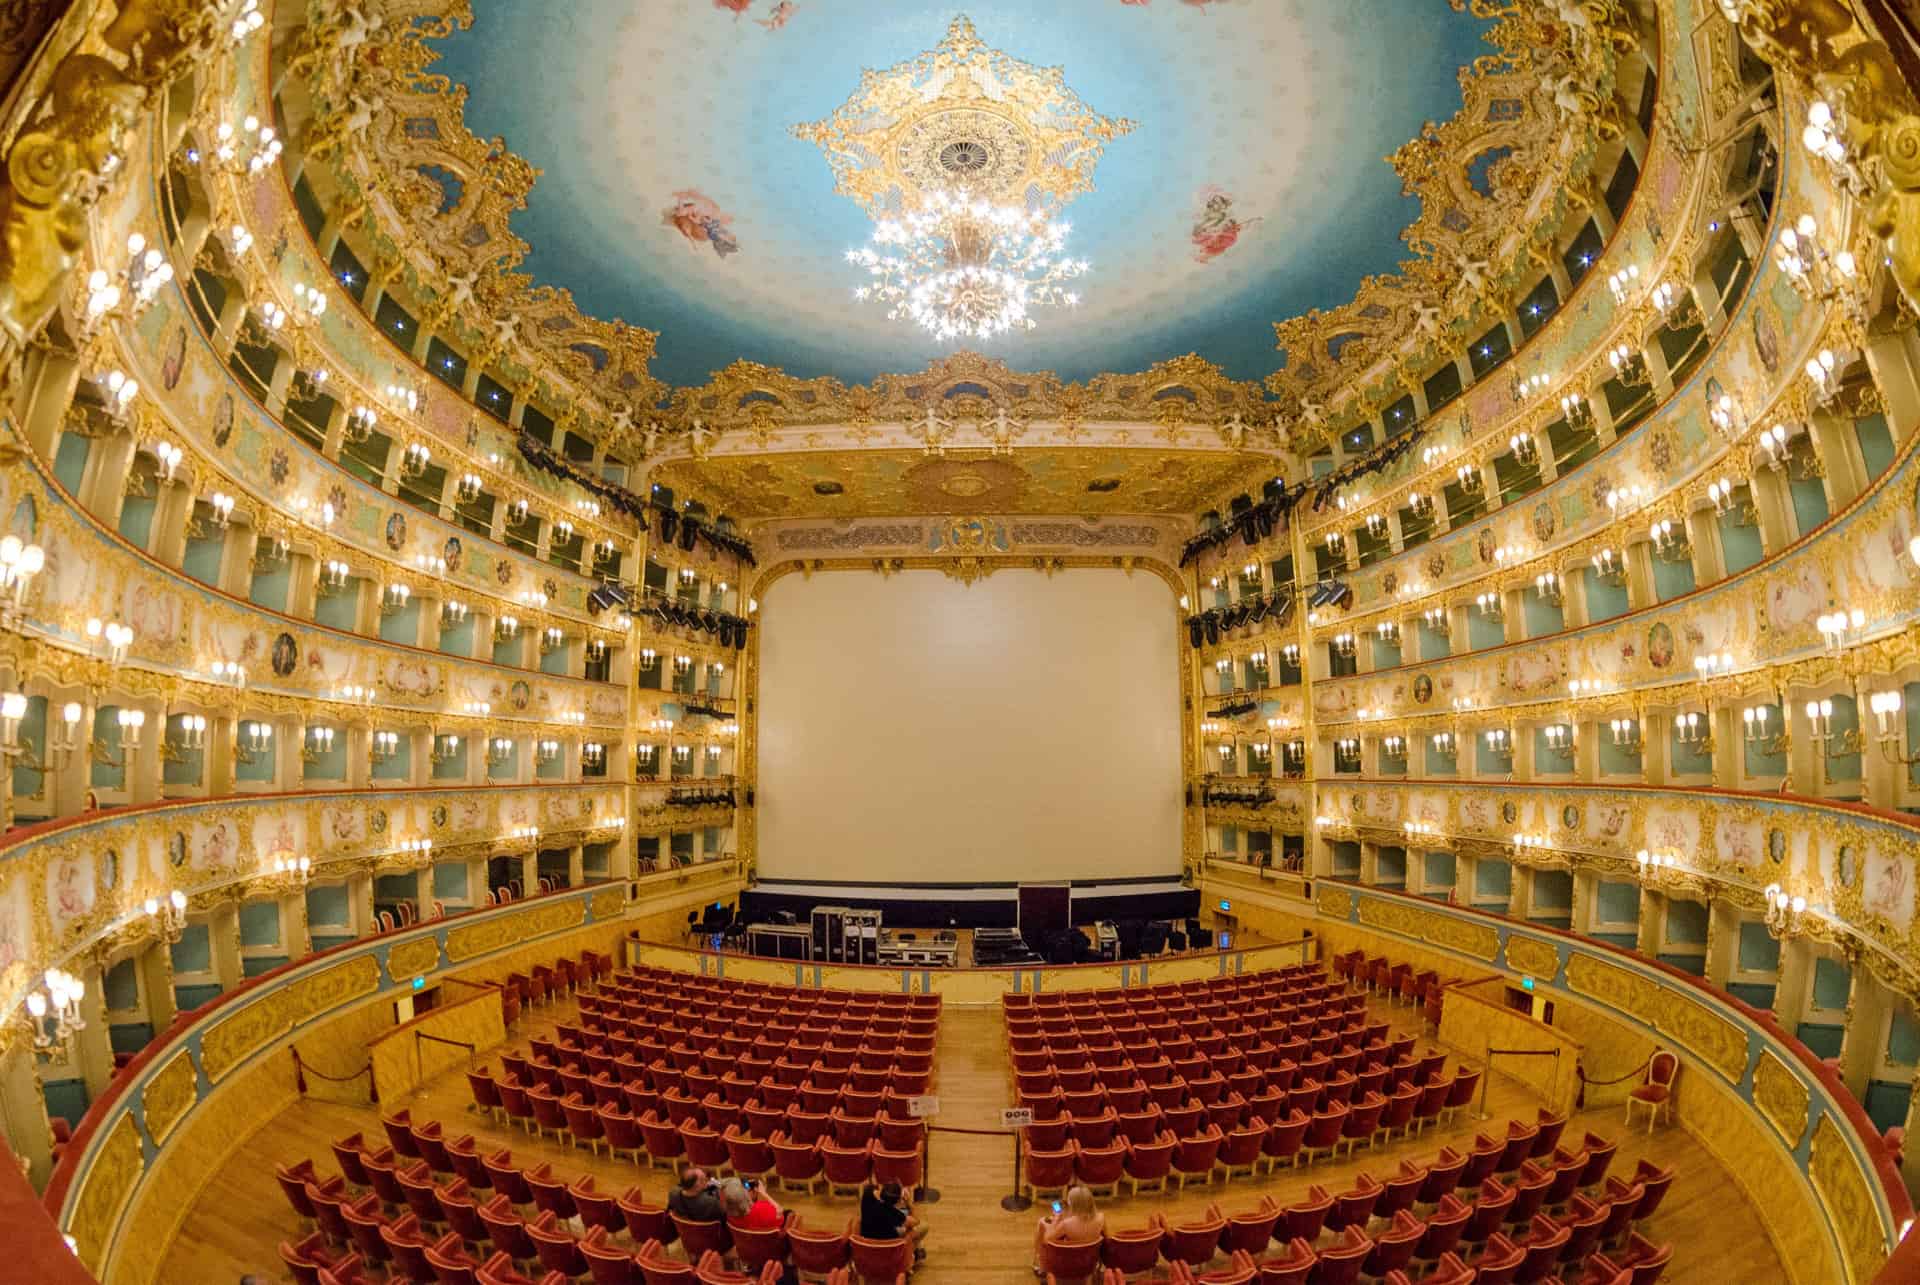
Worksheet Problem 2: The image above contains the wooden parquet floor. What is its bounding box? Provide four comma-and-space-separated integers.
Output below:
154, 991, 1782, 1284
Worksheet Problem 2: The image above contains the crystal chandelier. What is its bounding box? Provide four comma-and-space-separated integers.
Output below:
846, 190, 1088, 342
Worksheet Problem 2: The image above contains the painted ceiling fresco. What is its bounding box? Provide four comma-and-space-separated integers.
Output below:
423, 2, 1492, 390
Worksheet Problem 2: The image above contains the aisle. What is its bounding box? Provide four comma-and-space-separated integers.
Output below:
154, 992, 1779, 1282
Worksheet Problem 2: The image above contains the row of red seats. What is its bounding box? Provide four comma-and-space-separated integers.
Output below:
607, 965, 940, 1017
517, 1026, 937, 1095
1025, 1132, 1668, 1285
277, 1118, 912, 1284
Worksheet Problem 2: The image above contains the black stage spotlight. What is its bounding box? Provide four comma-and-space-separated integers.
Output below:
678, 517, 701, 551
1250, 598, 1271, 624
733, 621, 748, 650
1203, 613, 1221, 645
1187, 616, 1204, 650
657, 509, 679, 542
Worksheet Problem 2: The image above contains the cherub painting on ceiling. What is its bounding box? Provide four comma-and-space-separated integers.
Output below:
662, 190, 741, 259
1191, 186, 1260, 264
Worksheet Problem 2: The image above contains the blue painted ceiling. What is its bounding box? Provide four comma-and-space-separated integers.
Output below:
427, 2, 1491, 391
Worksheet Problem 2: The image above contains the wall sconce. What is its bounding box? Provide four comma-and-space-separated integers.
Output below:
555, 519, 575, 544
1454, 463, 1483, 494
455, 473, 483, 503
540, 627, 566, 654
1805, 348, 1843, 404
1239, 562, 1262, 586
145, 889, 189, 944
1213, 657, 1231, 679
1474, 591, 1503, 620
1281, 740, 1306, 777
1407, 491, 1433, 519
94, 372, 142, 430
399, 442, 432, 480
429, 733, 461, 766
160, 713, 207, 763
586, 639, 608, 664
487, 736, 513, 767
24, 968, 86, 1055
1706, 477, 1756, 526
0, 536, 44, 623
1817, 609, 1864, 652
1333, 737, 1361, 770
1777, 212, 1860, 304
270, 855, 312, 886
519, 590, 549, 610
1708, 392, 1745, 440
379, 583, 412, 615
1692, 651, 1735, 678
384, 380, 421, 415
533, 738, 560, 765
370, 730, 399, 765
236, 720, 273, 765
1605, 483, 1649, 517
1512, 832, 1549, 855
583, 742, 606, 768
1364, 514, 1388, 541
1559, 390, 1593, 430
508, 497, 530, 525
1605, 263, 1640, 305
1331, 632, 1355, 658
494, 615, 520, 642
1763, 883, 1809, 939
1647, 517, 1688, 561
1742, 704, 1790, 757
344, 405, 378, 444
398, 838, 433, 860
1606, 343, 1647, 386
1484, 727, 1512, 755
1805, 697, 1863, 767
1420, 606, 1450, 636
250, 299, 288, 340
1430, 731, 1455, 755
1870, 690, 1920, 768
90, 708, 145, 767
1675, 711, 1713, 752
635, 744, 658, 772
1508, 432, 1537, 465
1374, 622, 1400, 646
1568, 677, 1607, 697
1403, 819, 1441, 840
210, 113, 281, 175
301, 726, 335, 763
506, 826, 540, 843
650, 717, 675, 736
1280, 643, 1301, 668
461, 701, 491, 719
674, 655, 693, 676
1589, 548, 1625, 584
1324, 532, 1345, 558
596, 539, 620, 565
1608, 718, 1641, 751
318, 559, 351, 593
441, 599, 469, 628
1543, 724, 1575, 761
1634, 848, 1684, 886
1382, 735, 1407, 763
1512, 370, 1552, 402
201, 492, 236, 534
1534, 571, 1563, 605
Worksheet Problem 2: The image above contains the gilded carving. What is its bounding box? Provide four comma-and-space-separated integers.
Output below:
1752, 1049, 1810, 1146
62, 1108, 142, 1274
1565, 951, 1749, 1083
1504, 934, 1561, 981
1808, 1110, 1894, 1283
386, 936, 441, 984
199, 987, 298, 1085
1356, 894, 1500, 961
589, 886, 626, 921
140, 1048, 199, 1147
445, 897, 586, 963
1317, 882, 1353, 920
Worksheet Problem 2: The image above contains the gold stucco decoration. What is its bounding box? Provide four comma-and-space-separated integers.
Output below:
1504, 934, 1561, 981
63, 1108, 143, 1275
1356, 894, 1500, 961
1752, 1049, 1810, 1145
590, 885, 627, 920
386, 936, 442, 984
1564, 952, 1748, 1083
1809, 1110, 1893, 1283
140, 1049, 199, 1146
446, 898, 586, 963
1316, 883, 1354, 920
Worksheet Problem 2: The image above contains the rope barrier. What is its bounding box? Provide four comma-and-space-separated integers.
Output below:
416, 1032, 477, 1052
1478, 1045, 1562, 1121
1577, 1055, 1655, 1086
290, 1048, 375, 1100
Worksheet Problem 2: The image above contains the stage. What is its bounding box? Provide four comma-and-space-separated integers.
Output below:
738, 875, 1200, 931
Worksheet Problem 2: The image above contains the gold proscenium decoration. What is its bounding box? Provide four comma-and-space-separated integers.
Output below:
796, 16, 1135, 342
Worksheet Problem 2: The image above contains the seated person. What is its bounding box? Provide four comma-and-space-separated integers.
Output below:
859, 1180, 927, 1250
666, 1167, 723, 1223
720, 1177, 783, 1230
1032, 1185, 1105, 1269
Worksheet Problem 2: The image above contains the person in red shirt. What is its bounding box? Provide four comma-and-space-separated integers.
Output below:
720, 1177, 783, 1231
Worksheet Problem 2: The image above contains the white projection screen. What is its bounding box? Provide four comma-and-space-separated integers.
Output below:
755, 568, 1182, 884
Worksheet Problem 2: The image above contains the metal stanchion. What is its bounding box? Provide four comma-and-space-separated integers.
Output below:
1000, 1129, 1031, 1211
1477, 1046, 1562, 1121
915, 1122, 940, 1204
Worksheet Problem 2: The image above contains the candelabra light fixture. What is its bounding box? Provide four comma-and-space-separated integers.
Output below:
1817, 608, 1865, 652
429, 732, 461, 765
1693, 650, 1735, 678
270, 855, 312, 885
379, 583, 412, 616
583, 742, 606, 768
1675, 710, 1713, 751
1706, 477, 1755, 525
1431, 731, 1456, 756
1381, 734, 1407, 763
1404, 818, 1441, 840
400, 442, 432, 479
160, 713, 208, 763
24, 968, 85, 1055
1484, 727, 1512, 756
1454, 462, 1483, 494
1331, 632, 1356, 659
210, 113, 281, 174
318, 559, 351, 593
1560, 391, 1592, 429
540, 626, 566, 654
0, 536, 45, 625
1420, 606, 1449, 636
236, 720, 273, 764
1742, 703, 1790, 757
1605, 483, 1649, 517
1474, 591, 1503, 620
1407, 491, 1434, 520
1374, 622, 1400, 647
1869, 690, 1920, 768
1635, 848, 1684, 886
90, 708, 145, 767
487, 736, 513, 767
1805, 697, 1863, 766
1280, 643, 1301, 669
370, 730, 400, 765
1589, 547, 1625, 584
1534, 571, 1563, 605
1763, 883, 1810, 939
1609, 717, 1642, 751
1543, 723, 1575, 761
1605, 263, 1641, 305
1333, 737, 1361, 770
301, 726, 336, 764
145, 890, 188, 944
1607, 343, 1647, 386
1508, 431, 1537, 465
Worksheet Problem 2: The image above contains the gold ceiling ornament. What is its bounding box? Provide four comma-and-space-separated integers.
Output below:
792, 15, 1136, 216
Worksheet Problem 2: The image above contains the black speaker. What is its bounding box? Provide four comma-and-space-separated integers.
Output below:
1141, 922, 1169, 955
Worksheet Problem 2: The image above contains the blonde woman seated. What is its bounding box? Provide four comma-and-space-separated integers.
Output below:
1032, 1185, 1105, 1275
